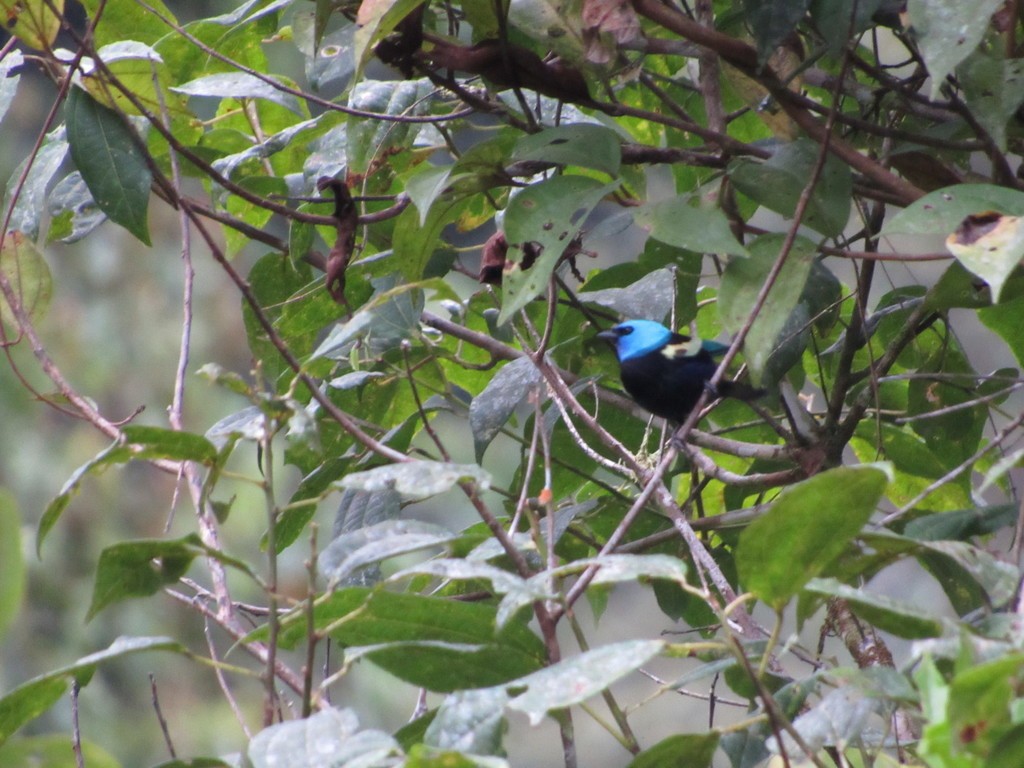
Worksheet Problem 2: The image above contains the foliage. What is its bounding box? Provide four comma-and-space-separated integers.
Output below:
1, 0, 1024, 766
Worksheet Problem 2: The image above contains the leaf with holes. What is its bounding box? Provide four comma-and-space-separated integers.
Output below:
499, 176, 617, 324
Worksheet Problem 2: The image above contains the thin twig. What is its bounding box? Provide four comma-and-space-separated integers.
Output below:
149, 674, 177, 759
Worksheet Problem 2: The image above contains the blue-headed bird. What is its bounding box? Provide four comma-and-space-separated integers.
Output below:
597, 319, 763, 424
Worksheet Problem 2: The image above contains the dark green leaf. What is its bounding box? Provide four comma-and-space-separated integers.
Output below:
65, 88, 152, 244
728, 139, 851, 237
804, 578, 944, 638
742, 0, 811, 65
903, 504, 1017, 541
273, 588, 546, 690
87, 535, 204, 620
628, 732, 719, 768
719, 233, 816, 384
121, 425, 218, 464
809, 0, 883, 54
346, 78, 430, 176
87, 534, 254, 620
980, 296, 1024, 366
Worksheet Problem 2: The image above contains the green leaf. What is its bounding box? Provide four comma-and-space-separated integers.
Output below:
631, 196, 750, 258
809, 0, 883, 54
0, 231, 52, 328
0, 491, 23, 642
0, 636, 184, 747
499, 176, 617, 324
628, 732, 720, 768
728, 139, 852, 237
719, 233, 816, 384
948, 654, 1024, 758
980, 297, 1024, 366
248, 708, 401, 768
275, 588, 545, 690
38, 441, 130, 554
861, 531, 1019, 613
393, 195, 473, 282
65, 88, 152, 244
469, 357, 543, 460
510, 123, 622, 176
312, 277, 426, 358
903, 504, 1017, 541
907, 0, 1004, 99
742, 0, 811, 65
958, 50, 1024, 151
508, 639, 664, 725
121, 425, 218, 464
424, 687, 509, 755
243, 252, 313, 384
0, 735, 121, 768
336, 461, 492, 501
804, 578, 944, 639
87, 535, 205, 620
736, 465, 890, 607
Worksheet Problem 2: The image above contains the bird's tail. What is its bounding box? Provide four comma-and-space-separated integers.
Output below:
716, 380, 766, 401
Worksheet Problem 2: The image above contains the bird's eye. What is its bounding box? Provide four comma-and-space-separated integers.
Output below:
618, 326, 632, 336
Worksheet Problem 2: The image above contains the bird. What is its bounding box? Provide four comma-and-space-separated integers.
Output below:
597, 319, 763, 424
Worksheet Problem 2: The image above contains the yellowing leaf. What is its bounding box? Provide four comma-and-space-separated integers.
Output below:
0, 231, 52, 330
0, 0, 63, 51
945, 211, 1024, 301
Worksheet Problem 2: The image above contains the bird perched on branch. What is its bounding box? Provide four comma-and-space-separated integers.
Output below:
598, 319, 764, 424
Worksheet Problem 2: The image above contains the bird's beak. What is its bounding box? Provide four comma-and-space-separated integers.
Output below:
596, 329, 617, 343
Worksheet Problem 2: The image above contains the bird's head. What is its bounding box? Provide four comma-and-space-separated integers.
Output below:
597, 319, 678, 361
